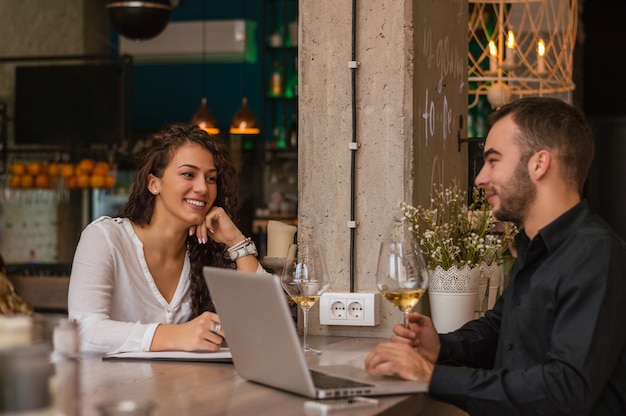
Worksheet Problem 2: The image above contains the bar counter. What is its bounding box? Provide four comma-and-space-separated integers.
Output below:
79, 336, 467, 416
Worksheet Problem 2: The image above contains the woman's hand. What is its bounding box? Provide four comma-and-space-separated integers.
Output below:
152, 311, 224, 352
190, 206, 245, 248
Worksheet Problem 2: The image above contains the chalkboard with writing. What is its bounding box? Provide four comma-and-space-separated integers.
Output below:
412, 0, 468, 206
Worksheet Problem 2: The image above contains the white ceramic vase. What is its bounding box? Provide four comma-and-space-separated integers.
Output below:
428, 265, 481, 333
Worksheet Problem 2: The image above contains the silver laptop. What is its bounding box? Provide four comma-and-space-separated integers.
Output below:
203, 266, 428, 399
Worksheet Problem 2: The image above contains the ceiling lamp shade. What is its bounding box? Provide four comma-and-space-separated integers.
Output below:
106, 0, 172, 41
230, 97, 260, 135
192, 97, 220, 135
468, 0, 578, 109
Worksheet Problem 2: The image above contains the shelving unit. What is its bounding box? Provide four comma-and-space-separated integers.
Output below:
261, 0, 299, 153
255, 0, 299, 256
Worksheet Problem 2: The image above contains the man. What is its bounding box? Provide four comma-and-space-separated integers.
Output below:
365, 97, 626, 415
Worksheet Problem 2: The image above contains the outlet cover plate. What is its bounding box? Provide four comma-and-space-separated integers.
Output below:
319, 292, 380, 326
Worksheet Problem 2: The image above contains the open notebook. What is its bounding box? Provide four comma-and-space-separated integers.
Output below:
203, 266, 428, 399
104, 349, 232, 363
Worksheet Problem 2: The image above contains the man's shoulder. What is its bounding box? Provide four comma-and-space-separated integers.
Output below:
576, 213, 626, 247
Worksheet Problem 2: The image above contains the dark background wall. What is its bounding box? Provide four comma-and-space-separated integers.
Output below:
581, 0, 626, 117
582, 0, 626, 241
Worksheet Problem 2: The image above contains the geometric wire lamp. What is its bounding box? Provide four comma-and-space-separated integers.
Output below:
468, 0, 578, 109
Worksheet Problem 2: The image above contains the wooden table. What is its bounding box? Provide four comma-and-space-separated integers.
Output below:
78, 336, 467, 416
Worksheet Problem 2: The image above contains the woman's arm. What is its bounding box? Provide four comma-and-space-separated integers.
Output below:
68, 219, 161, 354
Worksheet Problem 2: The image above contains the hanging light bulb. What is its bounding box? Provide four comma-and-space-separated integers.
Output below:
487, 81, 511, 109
230, 97, 260, 135
192, 97, 220, 135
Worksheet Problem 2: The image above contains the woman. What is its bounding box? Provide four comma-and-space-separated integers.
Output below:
68, 124, 264, 354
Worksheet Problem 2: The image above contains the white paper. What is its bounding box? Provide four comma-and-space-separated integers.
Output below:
103, 348, 232, 362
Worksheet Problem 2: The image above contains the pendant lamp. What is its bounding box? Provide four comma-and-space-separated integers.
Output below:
228, 0, 260, 136
191, 0, 220, 135
192, 97, 220, 135
230, 97, 260, 135
106, 0, 172, 41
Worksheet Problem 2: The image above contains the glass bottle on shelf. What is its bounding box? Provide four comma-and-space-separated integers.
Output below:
289, 112, 298, 149
269, 61, 284, 97
268, 29, 283, 48
273, 115, 288, 149
285, 57, 298, 99
287, 18, 298, 47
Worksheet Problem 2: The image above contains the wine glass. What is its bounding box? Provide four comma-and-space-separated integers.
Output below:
376, 240, 430, 328
281, 244, 331, 356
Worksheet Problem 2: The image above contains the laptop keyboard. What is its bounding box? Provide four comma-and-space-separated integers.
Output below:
309, 370, 373, 389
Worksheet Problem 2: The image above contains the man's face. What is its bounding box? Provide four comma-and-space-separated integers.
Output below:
474, 115, 536, 224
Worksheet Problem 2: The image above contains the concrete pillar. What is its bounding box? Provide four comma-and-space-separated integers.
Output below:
299, 0, 469, 337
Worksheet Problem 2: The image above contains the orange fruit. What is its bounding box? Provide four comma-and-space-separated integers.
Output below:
11, 162, 26, 176
93, 161, 110, 176
60, 163, 75, 178
90, 175, 105, 189
104, 175, 115, 189
20, 174, 34, 188
77, 174, 90, 189
10, 175, 21, 188
26, 162, 43, 176
35, 174, 49, 188
78, 159, 95, 174
48, 163, 60, 176
66, 176, 78, 190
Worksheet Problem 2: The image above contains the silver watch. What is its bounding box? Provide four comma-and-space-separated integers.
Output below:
228, 240, 258, 261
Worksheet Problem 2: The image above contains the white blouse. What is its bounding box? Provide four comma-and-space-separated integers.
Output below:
68, 216, 262, 354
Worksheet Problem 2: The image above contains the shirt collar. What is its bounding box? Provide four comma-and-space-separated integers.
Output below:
534, 200, 589, 255
514, 200, 589, 257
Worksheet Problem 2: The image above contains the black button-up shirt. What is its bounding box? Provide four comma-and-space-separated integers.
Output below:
429, 201, 626, 415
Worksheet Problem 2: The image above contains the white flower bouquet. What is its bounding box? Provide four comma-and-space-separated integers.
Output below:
400, 183, 517, 271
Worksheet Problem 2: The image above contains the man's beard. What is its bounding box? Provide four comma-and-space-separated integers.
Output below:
493, 161, 536, 224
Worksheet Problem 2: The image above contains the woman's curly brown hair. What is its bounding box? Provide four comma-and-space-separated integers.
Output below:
119, 123, 239, 317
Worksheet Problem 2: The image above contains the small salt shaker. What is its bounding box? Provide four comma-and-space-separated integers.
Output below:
52, 319, 81, 416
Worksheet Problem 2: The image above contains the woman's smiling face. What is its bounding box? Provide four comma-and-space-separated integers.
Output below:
148, 142, 218, 227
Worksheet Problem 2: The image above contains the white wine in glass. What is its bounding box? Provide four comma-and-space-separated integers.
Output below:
376, 240, 430, 328
281, 244, 331, 356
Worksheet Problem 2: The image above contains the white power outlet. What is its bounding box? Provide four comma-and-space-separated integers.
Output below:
319, 292, 380, 326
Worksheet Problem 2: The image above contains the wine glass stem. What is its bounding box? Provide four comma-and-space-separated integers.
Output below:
403, 311, 410, 329
301, 307, 310, 350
